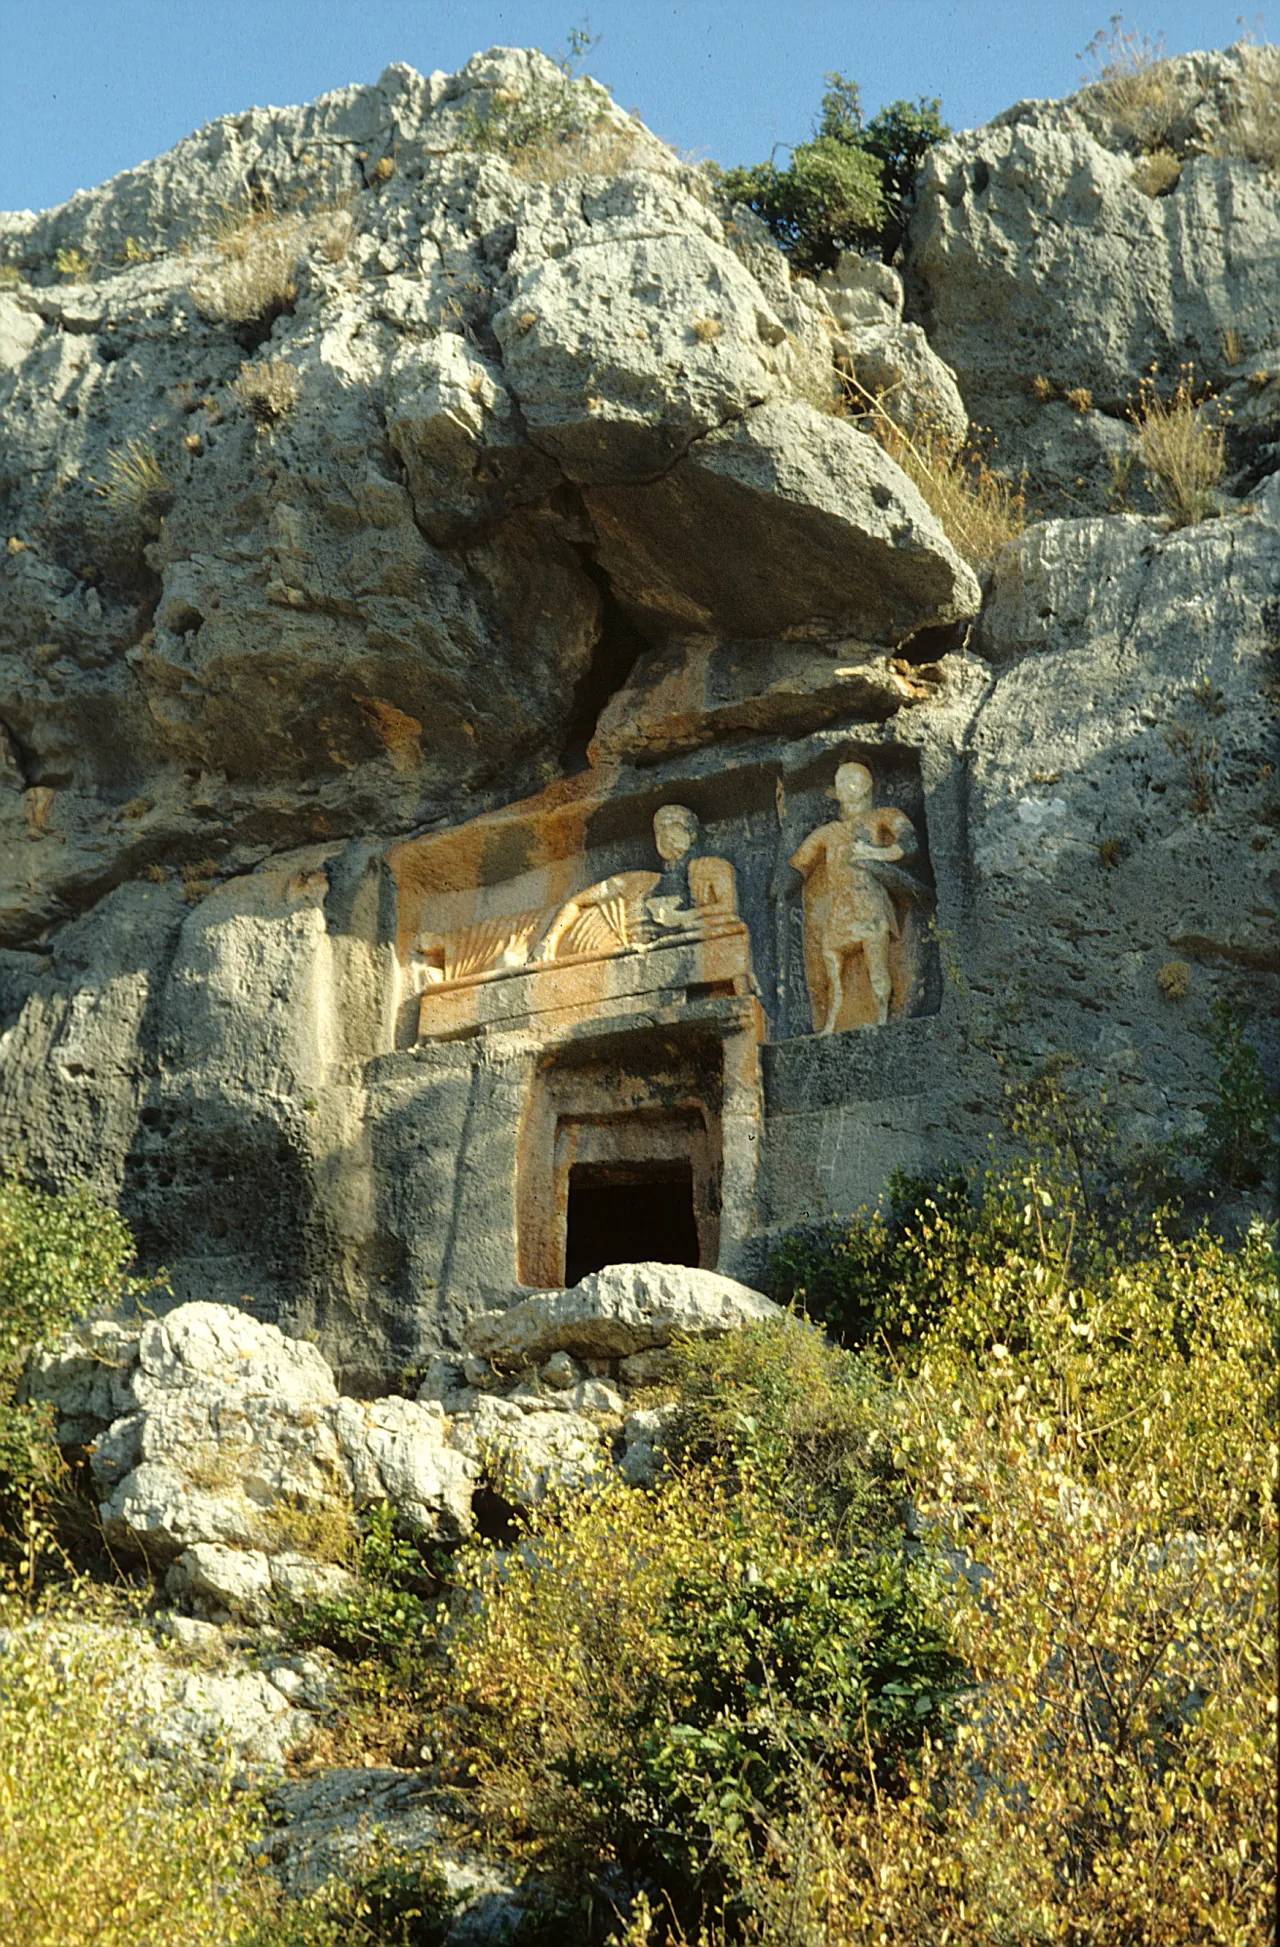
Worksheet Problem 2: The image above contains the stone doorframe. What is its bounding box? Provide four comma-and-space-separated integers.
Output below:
515, 1003, 763, 1289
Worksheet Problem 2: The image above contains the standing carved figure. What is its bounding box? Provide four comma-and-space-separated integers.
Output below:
790, 763, 918, 1033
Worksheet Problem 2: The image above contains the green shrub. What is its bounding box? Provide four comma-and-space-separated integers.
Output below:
720, 74, 948, 269
0, 1165, 141, 1376
428, 1457, 959, 1935
457, 30, 615, 174
719, 1135, 1276, 1943
662, 1317, 897, 1544
1202, 1001, 1279, 1192
0, 1625, 258, 1946
0, 1166, 152, 1576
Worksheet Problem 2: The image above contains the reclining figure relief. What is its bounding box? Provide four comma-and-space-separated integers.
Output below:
412, 805, 740, 994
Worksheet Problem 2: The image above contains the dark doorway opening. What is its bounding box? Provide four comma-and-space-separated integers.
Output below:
564, 1162, 700, 1285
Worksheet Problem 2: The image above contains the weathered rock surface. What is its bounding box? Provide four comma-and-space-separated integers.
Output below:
0, 48, 970, 955
449, 1394, 607, 1505
165, 1540, 356, 1623
466, 1262, 780, 1367
30, 1300, 476, 1560
1, 1614, 332, 1769
264, 1767, 523, 1938
902, 44, 1280, 507
0, 43, 1275, 1383
32, 1268, 777, 1560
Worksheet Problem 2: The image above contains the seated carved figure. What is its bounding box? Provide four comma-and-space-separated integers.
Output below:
790, 762, 920, 1033
533, 805, 739, 961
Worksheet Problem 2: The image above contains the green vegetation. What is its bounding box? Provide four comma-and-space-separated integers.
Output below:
0, 1059, 1274, 1943
0, 1165, 150, 1579
456, 27, 643, 182
720, 74, 948, 268
0, 1619, 459, 1944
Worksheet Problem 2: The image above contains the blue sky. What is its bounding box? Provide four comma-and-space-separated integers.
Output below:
0, 0, 1264, 213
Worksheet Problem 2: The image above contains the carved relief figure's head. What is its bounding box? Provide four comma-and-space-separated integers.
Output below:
833, 762, 874, 817
653, 803, 699, 864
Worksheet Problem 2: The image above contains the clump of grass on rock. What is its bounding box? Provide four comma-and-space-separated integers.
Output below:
1129, 365, 1227, 526
191, 194, 350, 329
233, 356, 301, 427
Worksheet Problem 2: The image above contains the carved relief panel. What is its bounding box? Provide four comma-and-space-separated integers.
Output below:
788, 762, 926, 1034
387, 745, 937, 1051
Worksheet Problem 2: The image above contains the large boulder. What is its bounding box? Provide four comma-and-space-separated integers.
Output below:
449, 1395, 607, 1506
585, 403, 981, 640
32, 1302, 478, 1561
466, 1261, 781, 1368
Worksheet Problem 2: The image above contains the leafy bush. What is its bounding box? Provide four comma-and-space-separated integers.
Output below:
427, 1458, 959, 1933
0, 1166, 150, 1574
0, 1166, 141, 1379
662, 1317, 897, 1543
0, 1624, 259, 1946
1202, 1001, 1279, 1192
284, 1501, 445, 1767
720, 75, 948, 269
0, 1622, 456, 1946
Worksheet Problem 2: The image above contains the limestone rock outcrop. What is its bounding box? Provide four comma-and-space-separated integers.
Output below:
0, 42, 1275, 1382
901, 44, 1280, 507
29, 1270, 775, 1570
28, 1300, 477, 1558
0, 48, 973, 954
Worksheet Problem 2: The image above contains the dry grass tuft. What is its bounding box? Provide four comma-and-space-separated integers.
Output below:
190, 195, 351, 326
505, 119, 646, 182
1156, 958, 1192, 999
691, 315, 722, 343
1065, 385, 1093, 413
1031, 373, 1056, 402
1079, 14, 1183, 150
259, 1491, 358, 1565
1129, 365, 1227, 526
232, 356, 301, 426
94, 439, 170, 516
843, 374, 1025, 570
1133, 145, 1183, 194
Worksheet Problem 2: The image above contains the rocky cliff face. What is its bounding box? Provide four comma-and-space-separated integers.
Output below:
1, 46, 1275, 1381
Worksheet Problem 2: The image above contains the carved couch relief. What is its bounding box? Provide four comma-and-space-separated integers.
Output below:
789, 762, 924, 1033
410, 805, 755, 1041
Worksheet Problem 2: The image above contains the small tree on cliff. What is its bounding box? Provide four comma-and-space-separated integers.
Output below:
720, 73, 948, 268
